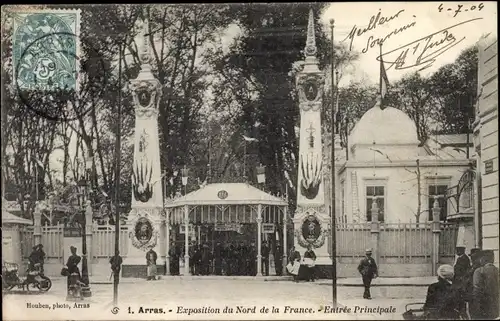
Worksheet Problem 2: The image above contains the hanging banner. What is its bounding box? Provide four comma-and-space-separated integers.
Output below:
179, 224, 195, 235
214, 223, 241, 232
262, 223, 275, 234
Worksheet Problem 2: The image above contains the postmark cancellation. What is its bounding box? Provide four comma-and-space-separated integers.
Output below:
9, 9, 81, 92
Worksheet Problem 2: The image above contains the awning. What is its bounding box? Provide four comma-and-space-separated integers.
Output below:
165, 183, 287, 207
165, 183, 288, 224
2, 210, 33, 225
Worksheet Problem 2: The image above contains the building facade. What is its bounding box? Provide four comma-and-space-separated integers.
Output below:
337, 101, 473, 225
474, 36, 499, 266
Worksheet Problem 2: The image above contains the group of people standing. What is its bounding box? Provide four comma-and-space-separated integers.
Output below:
423, 246, 499, 320
167, 241, 283, 276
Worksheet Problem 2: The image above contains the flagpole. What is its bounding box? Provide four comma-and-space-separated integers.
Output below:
379, 44, 383, 100
329, 18, 338, 308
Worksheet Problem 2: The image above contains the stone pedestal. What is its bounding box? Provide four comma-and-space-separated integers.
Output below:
293, 205, 332, 266
123, 207, 163, 277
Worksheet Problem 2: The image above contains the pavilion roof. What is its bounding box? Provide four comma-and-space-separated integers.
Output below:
165, 183, 288, 207
2, 203, 33, 225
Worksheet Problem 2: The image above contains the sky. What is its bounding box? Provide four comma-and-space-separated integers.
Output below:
320, 1, 498, 87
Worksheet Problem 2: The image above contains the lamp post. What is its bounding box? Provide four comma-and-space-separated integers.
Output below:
329, 18, 338, 308
256, 164, 266, 189
181, 166, 189, 195
77, 176, 92, 298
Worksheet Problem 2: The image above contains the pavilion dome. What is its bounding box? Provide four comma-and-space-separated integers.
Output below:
350, 101, 419, 147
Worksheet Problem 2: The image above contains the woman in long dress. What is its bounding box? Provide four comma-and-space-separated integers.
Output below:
146, 249, 157, 281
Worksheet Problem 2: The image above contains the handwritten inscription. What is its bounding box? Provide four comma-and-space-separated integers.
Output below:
362, 19, 416, 54
438, 3, 484, 18
343, 9, 411, 52
379, 18, 482, 71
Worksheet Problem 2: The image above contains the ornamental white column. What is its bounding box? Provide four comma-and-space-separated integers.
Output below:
124, 11, 164, 267
292, 9, 331, 266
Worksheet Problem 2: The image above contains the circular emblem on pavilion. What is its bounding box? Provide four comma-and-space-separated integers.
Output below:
217, 190, 228, 200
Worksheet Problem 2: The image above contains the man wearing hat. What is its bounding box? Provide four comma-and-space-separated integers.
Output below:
471, 250, 499, 320
357, 248, 378, 299
454, 246, 471, 283
454, 246, 471, 316
66, 246, 81, 293
28, 244, 45, 274
423, 264, 462, 319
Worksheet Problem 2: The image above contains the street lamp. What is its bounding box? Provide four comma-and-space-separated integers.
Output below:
256, 164, 266, 185
77, 177, 92, 298
181, 167, 189, 195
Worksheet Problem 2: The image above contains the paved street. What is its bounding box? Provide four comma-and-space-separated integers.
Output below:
3, 278, 426, 320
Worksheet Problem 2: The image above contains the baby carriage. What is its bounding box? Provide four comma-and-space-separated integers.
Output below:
403, 303, 469, 320
402, 303, 427, 320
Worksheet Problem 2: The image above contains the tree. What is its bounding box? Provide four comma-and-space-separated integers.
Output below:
215, 3, 341, 213
335, 83, 378, 149
385, 72, 437, 146
431, 45, 478, 134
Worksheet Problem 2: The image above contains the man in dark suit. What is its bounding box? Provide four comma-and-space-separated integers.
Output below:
109, 251, 123, 280
357, 248, 378, 299
261, 241, 270, 276
274, 242, 283, 276
200, 244, 211, 275
213, 242, 223, 275
193, 244, 202, 276
248, 243, 257, 276
454, 246, 471, 283
454, 246, 471, 316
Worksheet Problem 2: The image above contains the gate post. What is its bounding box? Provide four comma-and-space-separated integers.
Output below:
431, 197, 442, 276
282, 206, 288, 276
370, 198, 380, 268
85, 201, 94, 276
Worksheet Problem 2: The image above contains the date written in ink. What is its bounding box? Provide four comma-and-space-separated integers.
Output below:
438, 3, 484, 17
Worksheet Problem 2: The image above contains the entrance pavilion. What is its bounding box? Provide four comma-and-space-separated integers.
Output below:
165, 183, 289, 276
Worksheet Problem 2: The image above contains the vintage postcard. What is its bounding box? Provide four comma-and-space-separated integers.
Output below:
1, 2, 498, 320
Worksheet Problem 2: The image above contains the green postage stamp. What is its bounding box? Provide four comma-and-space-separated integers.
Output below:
11, 9, 80, 91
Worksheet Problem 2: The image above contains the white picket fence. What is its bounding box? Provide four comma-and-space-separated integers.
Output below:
21, 224, 130, 259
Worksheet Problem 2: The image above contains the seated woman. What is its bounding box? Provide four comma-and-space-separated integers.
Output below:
302, 245, 317, 281
287, 246, 301, 281
423, 264, 462, 320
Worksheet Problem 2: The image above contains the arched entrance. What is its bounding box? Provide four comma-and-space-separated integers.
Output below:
165, 183, 288, 276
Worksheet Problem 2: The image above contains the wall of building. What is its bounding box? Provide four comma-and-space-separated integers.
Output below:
476, 36, 499, 266
340, 160, 471, 223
